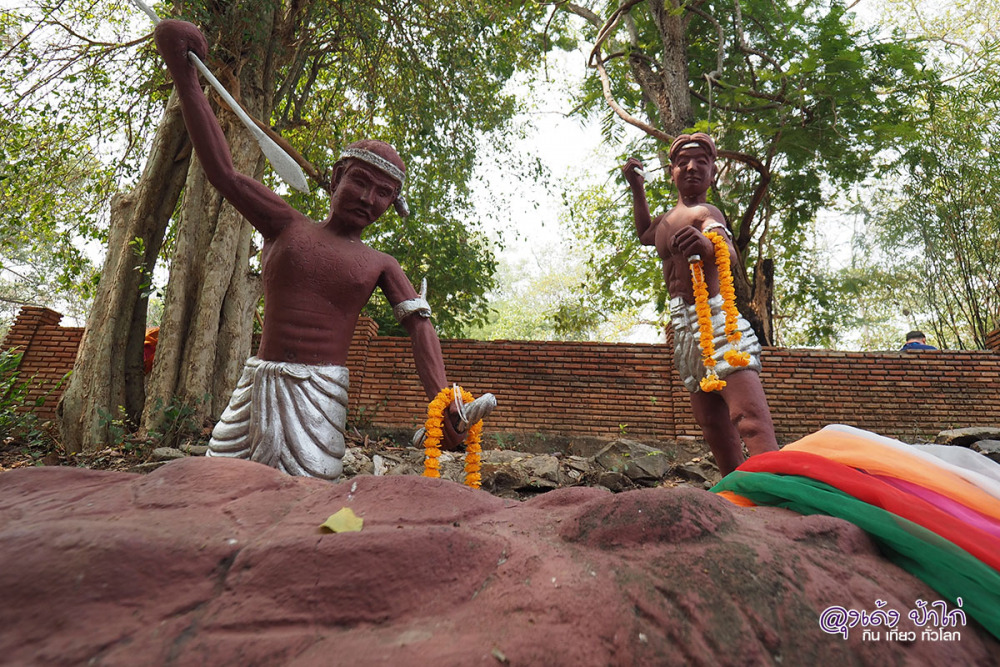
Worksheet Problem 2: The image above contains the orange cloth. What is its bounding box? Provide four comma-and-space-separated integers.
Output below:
716, 490, 756, 507
143, 327, 159, 374
784, 427, 1000, 523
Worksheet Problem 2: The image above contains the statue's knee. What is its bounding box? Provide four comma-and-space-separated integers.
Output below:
730, 408, 763, 437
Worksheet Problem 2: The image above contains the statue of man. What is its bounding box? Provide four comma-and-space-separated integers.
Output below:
155, 19, 465, 480
622, 133, 778, 475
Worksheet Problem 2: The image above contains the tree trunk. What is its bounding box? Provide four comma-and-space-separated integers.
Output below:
140, 21, 279, 436
638, 0, 695, 134
58, 92, 191, 453
749, 256, 774, 345
140, 117, 265, 435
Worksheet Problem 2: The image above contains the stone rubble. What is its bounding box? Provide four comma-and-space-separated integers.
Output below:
143, 424, 1000, 496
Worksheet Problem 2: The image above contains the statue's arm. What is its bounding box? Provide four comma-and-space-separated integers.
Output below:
700, 215, 740, 275
154, 20, 291, 239
622, 157, 657, 246
378, 258, 462, 448
378, 258, 447, 398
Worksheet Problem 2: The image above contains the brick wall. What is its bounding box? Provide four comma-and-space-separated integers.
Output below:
4, 305, 1000, 443
1, 307, 82, 419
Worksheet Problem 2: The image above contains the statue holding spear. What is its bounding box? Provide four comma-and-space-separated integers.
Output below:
152, 17, 492, 480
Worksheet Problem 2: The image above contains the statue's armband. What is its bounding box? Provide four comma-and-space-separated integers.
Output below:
702, 220, 732, 238
394, 297, 431, 322
393, 277, 432, 322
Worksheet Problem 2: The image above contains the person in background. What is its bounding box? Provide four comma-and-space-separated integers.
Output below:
902, 331, 937, 351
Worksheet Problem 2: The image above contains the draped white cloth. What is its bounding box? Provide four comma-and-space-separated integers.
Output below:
208, 357, 350, 480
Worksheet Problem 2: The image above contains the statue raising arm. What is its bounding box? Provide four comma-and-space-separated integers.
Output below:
153, 19, 296, 240
622, 157, 660, 246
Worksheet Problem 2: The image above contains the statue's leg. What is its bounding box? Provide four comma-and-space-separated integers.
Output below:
689, 389, 745, 476
719, 370, 779, 457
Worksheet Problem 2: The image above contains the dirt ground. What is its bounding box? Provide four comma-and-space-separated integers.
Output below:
0, 423, 402, 475
0, 422, 166, 474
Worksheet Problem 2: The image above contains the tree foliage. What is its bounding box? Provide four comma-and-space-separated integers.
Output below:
251, 0, 573, 336
3, 0, 569, 339
0, 6, 137, 326
853, 73, 1000, 349
773, 0, 1000, 350
467, 242, 616, 341
7, 0, 569, 449
557, 0, 936, 345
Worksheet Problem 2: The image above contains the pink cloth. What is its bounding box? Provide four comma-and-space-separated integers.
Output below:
873, 474, 1000, 540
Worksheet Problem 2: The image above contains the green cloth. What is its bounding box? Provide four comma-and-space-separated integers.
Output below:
713, 471, 1000, 639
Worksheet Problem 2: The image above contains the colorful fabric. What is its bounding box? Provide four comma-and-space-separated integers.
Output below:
783, 426, 1000, 517
735, 450, 1000, 571
713, 425, 1000, 640
873, 475, 1000, 540
143, 327, 159, 374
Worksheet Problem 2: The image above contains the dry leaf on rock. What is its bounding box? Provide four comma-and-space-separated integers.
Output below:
320, 507, 363, 533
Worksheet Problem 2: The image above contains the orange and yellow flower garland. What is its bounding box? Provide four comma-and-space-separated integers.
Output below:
689, 230, 750, 392
705, 231, 751, 368
689, 258, 726, 392
422, 386, 484, 488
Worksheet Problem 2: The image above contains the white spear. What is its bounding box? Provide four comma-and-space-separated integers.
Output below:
129, 0, 310, 193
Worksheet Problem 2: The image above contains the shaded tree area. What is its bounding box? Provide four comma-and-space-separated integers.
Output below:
549, 0, 937, 345
776, 0, 1000, 349
852, 74, 1000, 349
4, 1, 570, 452
0, 9, 126, 330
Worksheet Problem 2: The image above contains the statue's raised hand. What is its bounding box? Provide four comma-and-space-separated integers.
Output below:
154, 19, 208, 73
622, 157, 646, 188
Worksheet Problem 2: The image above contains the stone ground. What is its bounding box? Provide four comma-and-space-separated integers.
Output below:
0, 422, 726, 499
3, 457, 997, 665
5, 422, 999, 498
4, 423, 999, 664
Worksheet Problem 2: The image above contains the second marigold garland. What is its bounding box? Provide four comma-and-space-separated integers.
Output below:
422, 386, 484, 488
689, 230, 751, 393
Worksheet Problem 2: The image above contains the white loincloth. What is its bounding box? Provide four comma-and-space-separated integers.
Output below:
670, 294, 762, 393
208, 357, 349, 480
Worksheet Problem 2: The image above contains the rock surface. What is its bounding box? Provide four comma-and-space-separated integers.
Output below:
935, 426, 1000, 447
336, 438, 712, 500
1, 458, 996, 665
971, 440, 1000, 465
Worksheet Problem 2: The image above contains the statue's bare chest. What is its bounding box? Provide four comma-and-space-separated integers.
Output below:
262, 224, 379, 300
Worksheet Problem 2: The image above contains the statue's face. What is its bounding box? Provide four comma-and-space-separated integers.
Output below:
329, 162, 399, 230
671, 146, 715, 197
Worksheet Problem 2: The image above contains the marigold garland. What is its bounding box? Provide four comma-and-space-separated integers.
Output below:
689, 258, 726, 392
422, 386, 484, 488
705, 231, 751, 368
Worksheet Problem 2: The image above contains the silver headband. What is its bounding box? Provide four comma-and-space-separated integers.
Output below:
340, 147, 409, 216
341, 148, 405, 186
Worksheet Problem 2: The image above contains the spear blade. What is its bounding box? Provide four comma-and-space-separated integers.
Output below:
129, 0, 310, 193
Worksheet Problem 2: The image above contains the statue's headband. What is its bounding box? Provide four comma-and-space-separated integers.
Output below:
668, 132, 717, 163
340, 147, 410, 217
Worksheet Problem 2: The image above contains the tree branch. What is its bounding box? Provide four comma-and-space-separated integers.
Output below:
592, 54, 672, 144
682, 2, 724, 76
561, 2, 603, 29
